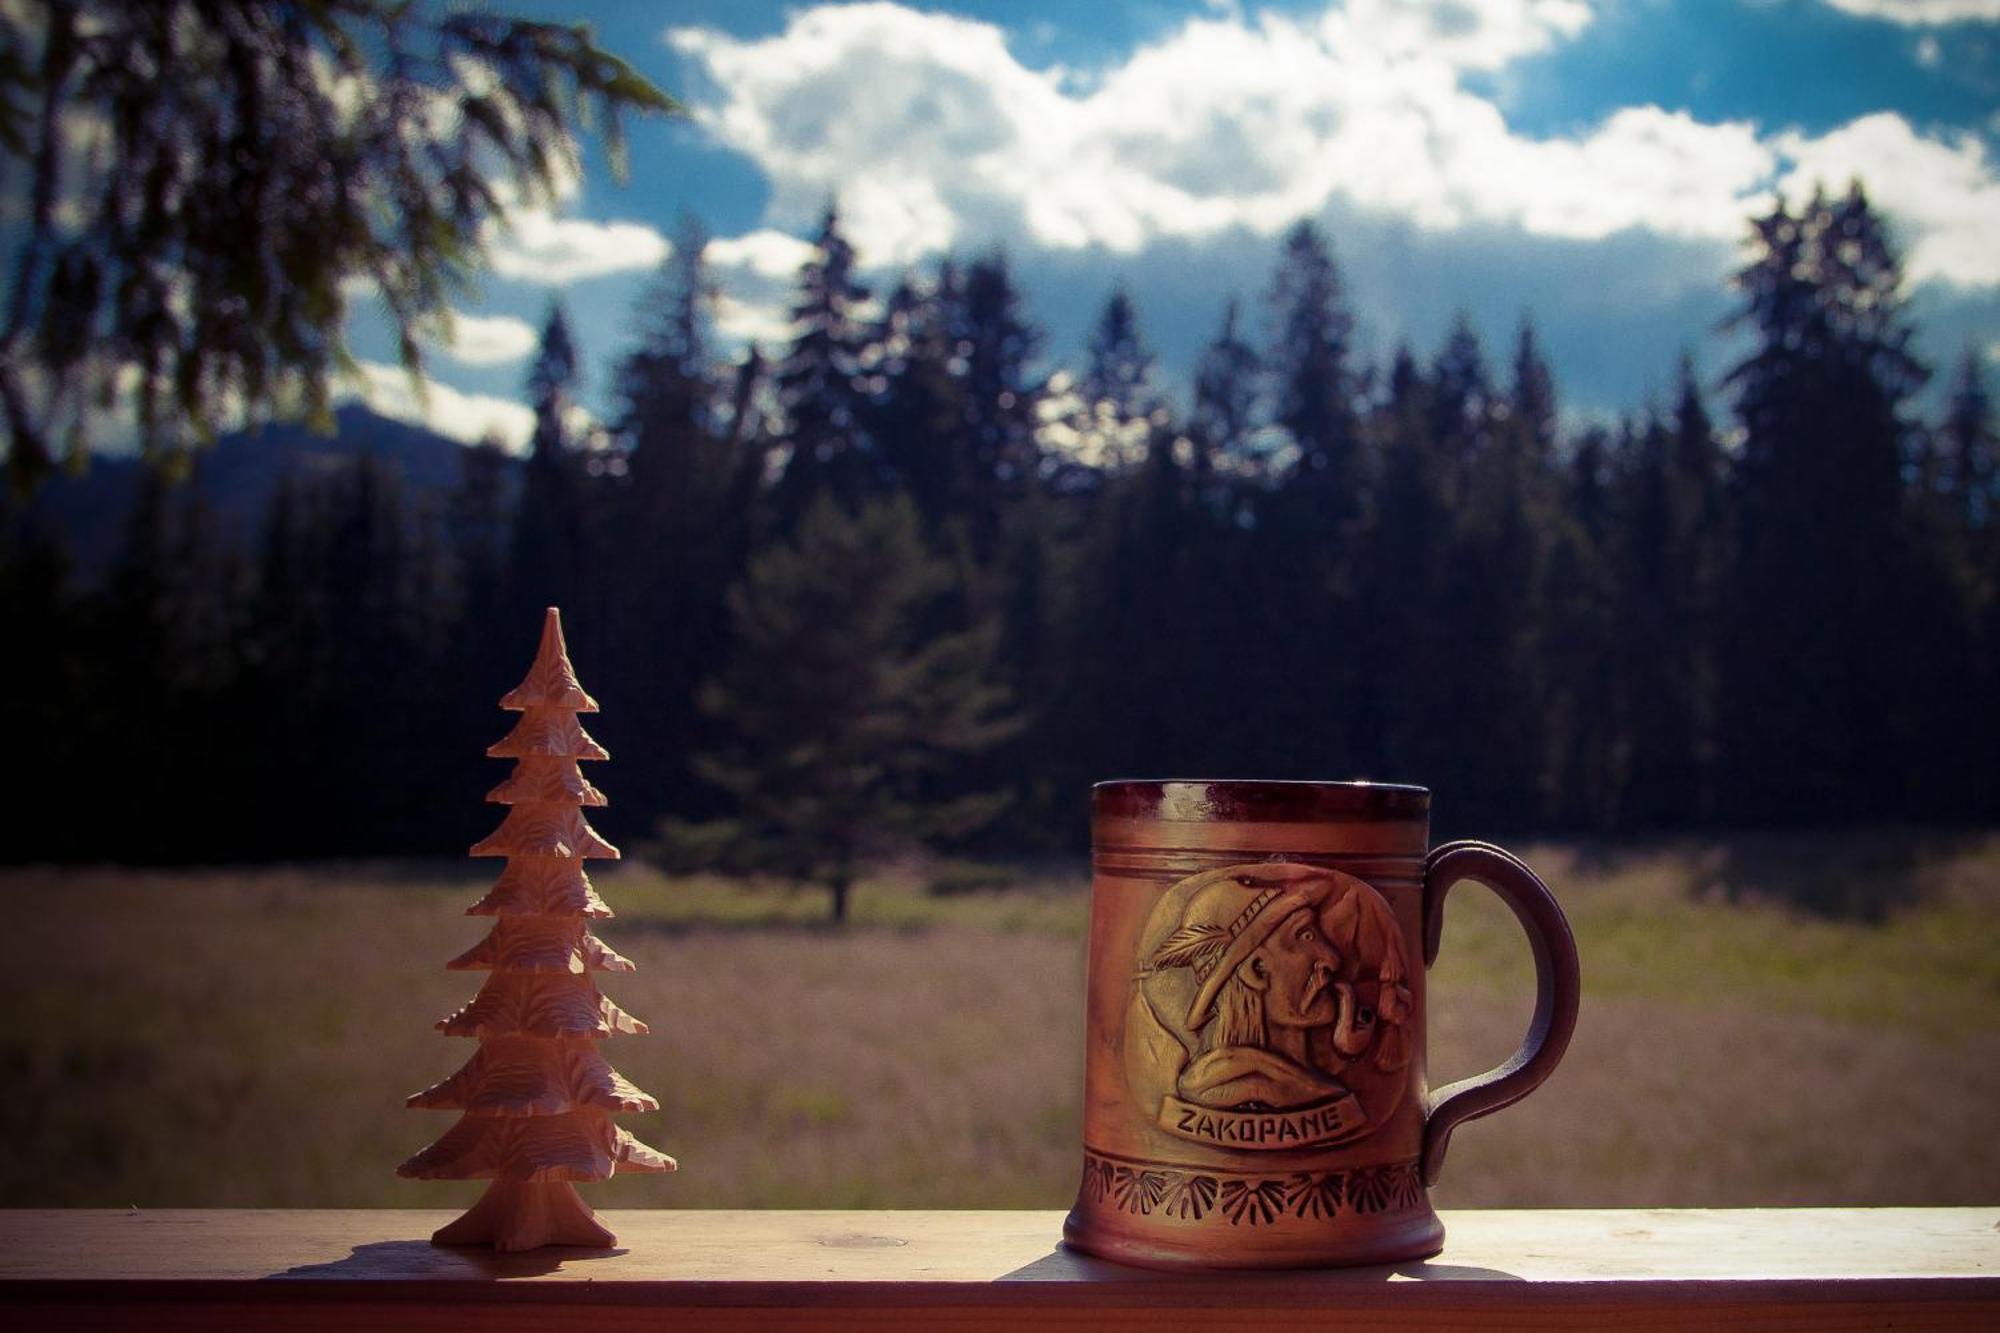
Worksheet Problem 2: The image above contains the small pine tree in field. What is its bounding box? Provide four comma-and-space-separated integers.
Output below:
670, 495, 1019, 923
400, 608, 673, 1251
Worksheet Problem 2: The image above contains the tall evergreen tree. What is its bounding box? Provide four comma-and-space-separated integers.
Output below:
1540, 423, 1617, 828
1609, 411, 1688, 828
769, 203, 873, 527
1509, 316, 1558, 463
1074, 285, 1159, 473
443, 437, 519, 841
1951, 354, 2000, 817
1253, 224, 1368, 775
1902, 349, 1997, 817
1940, 352, 1998, 756
931, 255, 1054, 834
226, 440, 455, 856
1449, 333, 1551, 827
1718, 185, 1928, 820
1417, 315, 1541, 824
1348, 344, 1450, 784
1060, 411, 1203, 786
1942, 348, 1997, 535
94, 465, 252, 855
1430, 311, 1495, 503
867, 267, 971, 533
1189, 297, 1263, 511
619, 214, 718, 453
954, 250, 1044, 548
715, 341, 777, 592
1267, 220, 1361, 500
511, 303, 592, 647
610, 216, 738, 826
1664, 354, 1727, 821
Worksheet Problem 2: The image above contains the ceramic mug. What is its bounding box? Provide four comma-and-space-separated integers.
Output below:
1064, 780, 1580, 1269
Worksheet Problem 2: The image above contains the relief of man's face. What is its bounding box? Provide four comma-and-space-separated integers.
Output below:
1249, 907, 1344, 1028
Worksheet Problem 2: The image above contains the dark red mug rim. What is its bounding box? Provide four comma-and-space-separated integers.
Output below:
1094, 779, 1431, 822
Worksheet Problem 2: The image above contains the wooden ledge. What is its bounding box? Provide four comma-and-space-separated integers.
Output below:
2, 1208, 1996, 1330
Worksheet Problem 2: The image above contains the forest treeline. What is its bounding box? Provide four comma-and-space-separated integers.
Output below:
3, 182, 1996, 868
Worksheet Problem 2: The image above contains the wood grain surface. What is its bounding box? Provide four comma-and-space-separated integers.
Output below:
1, 1207, 1995, 1330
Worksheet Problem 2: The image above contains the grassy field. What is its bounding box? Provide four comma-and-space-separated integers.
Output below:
2, 829, 1997, 1212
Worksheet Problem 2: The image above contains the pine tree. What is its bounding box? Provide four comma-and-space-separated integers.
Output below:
1942, 348, 1997, 536
942, 255, 1052, 835
612, 215, 736, 822
677, 495, 1018, 923
619, 214, 719, 457
1421, 315, 1529, 823
1719, 184, 1928, 819
1902, 350, 1996, 817
1609, 411, 1686, 827
1267, 219, 1361, 502
954, 249, 1044, 551
1063, 413, 1200, 782
1074, 285, 1159, 472
1449, 333, 1551, 827
440, 438, 518, 846
0, 2, 672, 486
1509, 316, 1558, 463
1430, 311, 1494, 503
770, 203, 873, 527
1495, 316, 1562, 820
401, 608, 673, 1251
1190, 297, 1262, 511
96, 463, 253, 856
447, 438, 515, 655
1239, 222, 1369, 779
867, 267, 971, 532
1665, 355, 1727, 821
1541, 423, 1617, 827
511, 304, 592, 648
1349, 344, 1450, 782
1951, 354, 2000, 820
300, 453, 450, 854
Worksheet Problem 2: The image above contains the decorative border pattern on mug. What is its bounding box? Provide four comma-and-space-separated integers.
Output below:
1078, 1150, 1424, 1226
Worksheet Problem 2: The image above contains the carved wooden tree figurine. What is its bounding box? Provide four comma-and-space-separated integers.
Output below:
400, 607, 674, 1250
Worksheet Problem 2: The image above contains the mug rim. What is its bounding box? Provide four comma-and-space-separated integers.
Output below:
1093, 778, 1431, 822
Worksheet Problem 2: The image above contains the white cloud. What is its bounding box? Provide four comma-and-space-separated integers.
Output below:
1775, 114, 2000, 287
671, 4, 1036, 263
668, 1, 2000, 290
707, 229, 818, 282
714, 292, 795, 347
485, 209, 669, 284
701, 229, 838, 351
1818, 0, 2000, 24
427, 311, 539, 366
1338, 0, 1594, 70
345, 361, 536, 451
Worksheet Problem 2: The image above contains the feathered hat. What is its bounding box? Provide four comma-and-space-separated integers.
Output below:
1150, 863, 1373, 1028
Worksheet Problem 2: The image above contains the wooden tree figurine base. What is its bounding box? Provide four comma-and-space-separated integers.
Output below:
429, 1180, 614, 1251
399, 608, 674, 1252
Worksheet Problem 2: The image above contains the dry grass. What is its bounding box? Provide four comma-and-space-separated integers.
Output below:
1425, 836, 2000, 1207
1, 831, 1996, 1211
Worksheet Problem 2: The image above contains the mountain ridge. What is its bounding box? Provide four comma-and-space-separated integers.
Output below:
15, 405, 513, 582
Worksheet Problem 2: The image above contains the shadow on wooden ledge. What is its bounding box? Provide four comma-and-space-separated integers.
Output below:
268, 1239, 624, 1281
998, 1247, 1525, 1282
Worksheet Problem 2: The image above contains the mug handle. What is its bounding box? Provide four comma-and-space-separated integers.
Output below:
1418, 840, 1581, 1186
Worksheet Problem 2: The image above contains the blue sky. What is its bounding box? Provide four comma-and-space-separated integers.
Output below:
345, 0, 2000, 448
